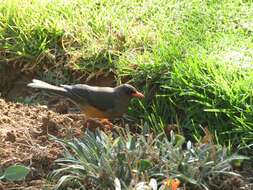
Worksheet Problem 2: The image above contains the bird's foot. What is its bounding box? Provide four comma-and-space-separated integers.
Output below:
85, 118, 114, 131
100, 119, 114, 130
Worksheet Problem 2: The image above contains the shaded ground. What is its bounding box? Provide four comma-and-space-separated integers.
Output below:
0, 98, 108, 190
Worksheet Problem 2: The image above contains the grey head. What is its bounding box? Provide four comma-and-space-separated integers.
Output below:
114, 84, 144, 99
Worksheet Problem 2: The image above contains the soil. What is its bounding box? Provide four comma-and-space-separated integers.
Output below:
0, 98, 110, 190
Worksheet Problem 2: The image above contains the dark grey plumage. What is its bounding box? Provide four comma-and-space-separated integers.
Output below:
27, 79, 143, 118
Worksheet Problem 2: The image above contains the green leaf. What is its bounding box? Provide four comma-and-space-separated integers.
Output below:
174, 134, 185, 148
138, 159, 152, 172
3, 165, 30, 181
231, 159, 244, 167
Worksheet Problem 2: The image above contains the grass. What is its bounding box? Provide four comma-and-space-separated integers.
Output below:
1, 0, 253, 150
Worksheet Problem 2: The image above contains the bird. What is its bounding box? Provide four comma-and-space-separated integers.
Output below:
27, 79, 144, 125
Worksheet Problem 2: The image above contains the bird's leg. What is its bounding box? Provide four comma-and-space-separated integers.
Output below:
100, 118, 114, 129
85, 118, 106, 131
113, 118, 125, 127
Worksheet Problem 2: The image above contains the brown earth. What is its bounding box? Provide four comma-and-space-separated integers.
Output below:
0, 98, 111, 190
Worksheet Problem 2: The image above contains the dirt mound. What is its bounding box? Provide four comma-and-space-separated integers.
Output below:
0, 98, 106, 190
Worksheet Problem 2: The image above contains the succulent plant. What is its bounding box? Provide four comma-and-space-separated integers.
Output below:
50, 129, 248, 190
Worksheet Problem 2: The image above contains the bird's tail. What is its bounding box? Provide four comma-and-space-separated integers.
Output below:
27, 79, 68, 97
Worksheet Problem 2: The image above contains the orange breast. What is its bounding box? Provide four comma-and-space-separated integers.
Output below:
83, 106, 108, 119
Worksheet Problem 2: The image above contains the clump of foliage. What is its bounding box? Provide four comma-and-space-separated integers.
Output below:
50, 129, 247, 190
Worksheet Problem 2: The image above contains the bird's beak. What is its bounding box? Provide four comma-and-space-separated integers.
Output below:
132, 91, 144, 98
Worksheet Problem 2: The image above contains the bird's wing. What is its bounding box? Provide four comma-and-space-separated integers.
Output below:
62, 84, 116, 111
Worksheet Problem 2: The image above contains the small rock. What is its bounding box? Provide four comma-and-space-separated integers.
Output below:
5, 131, 16, 142
41, 116, 59, 135
55, 101, 69, 114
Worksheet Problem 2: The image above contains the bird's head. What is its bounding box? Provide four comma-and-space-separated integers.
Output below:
115, 84, 144, 99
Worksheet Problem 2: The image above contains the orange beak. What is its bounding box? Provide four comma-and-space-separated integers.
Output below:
132, 91, 144, 98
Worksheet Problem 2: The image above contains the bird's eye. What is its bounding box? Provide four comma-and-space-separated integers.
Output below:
127, 88, 135, 95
